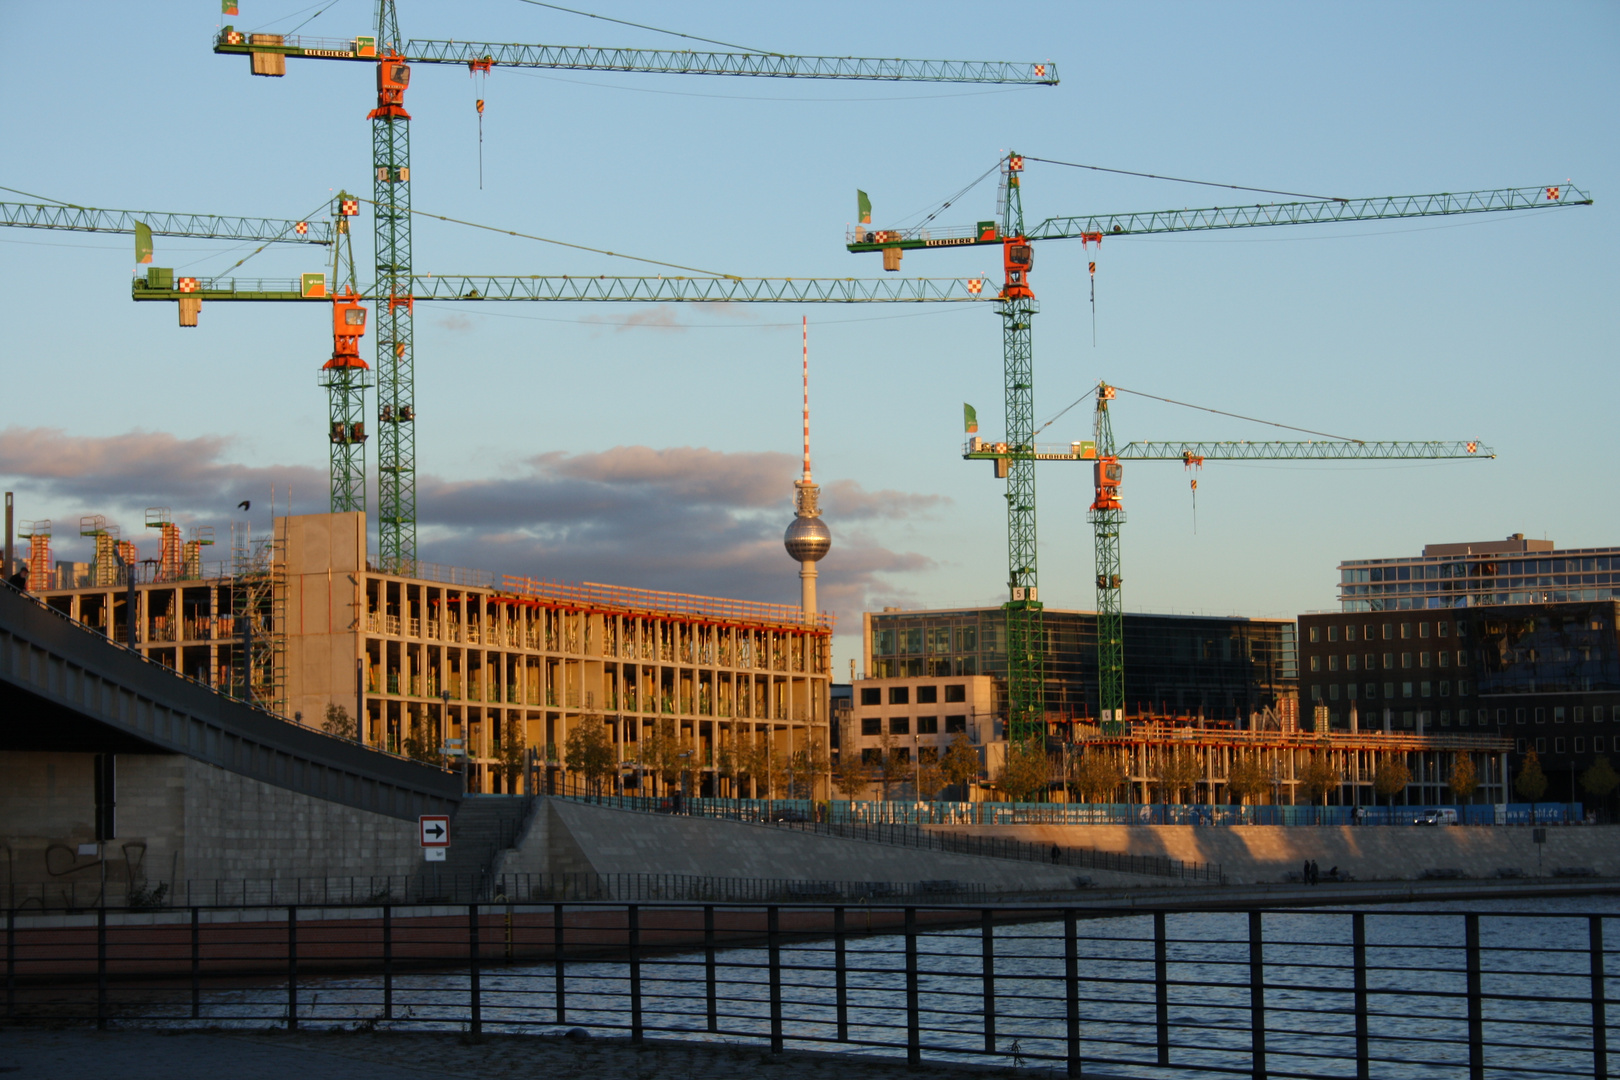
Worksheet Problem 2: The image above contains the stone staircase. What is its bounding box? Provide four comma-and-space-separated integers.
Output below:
413, 796, 533, 901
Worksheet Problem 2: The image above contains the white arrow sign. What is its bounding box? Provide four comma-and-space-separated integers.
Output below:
419, 814, 450, 847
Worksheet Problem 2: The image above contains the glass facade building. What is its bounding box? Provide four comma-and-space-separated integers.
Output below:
1338, 535, 1620, 612
864, 607, 1297, 724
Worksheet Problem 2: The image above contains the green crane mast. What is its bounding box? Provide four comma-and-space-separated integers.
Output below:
217, 2, 1057, 573
968, 381, 1496, 729
855, 158, 1590, 738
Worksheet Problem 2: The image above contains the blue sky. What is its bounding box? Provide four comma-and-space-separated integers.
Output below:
1, 1, 1615, 672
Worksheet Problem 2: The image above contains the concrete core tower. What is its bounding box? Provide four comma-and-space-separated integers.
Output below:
783, 318, 830, 621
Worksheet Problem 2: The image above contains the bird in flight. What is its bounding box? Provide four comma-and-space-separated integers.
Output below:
237, 500, 251, 511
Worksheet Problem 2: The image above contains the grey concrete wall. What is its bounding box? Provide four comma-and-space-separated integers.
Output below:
922, 823, 1620, 884
497, 798, 1177, 891
1, 749, 424, 889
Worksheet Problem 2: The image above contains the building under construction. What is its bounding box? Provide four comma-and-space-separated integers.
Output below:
26, 511, 833, 796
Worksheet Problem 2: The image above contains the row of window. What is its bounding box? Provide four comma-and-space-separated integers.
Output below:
859, 715, 970, 736
1310, 651, 1467, 672
1310, 681, 1470, 701
1315, 703, 1611, 725
858, 684, 970, 706
1518, 736, 1607, 756
1308, 620, 1460, 643
1342, 556, 1619, 582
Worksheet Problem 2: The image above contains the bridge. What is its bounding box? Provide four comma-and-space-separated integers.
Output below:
0, 581, 461, 819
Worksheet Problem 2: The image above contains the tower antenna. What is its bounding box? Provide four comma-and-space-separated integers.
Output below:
783, 316, 831, 623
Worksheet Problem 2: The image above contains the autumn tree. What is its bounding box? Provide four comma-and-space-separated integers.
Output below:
1448, 753, 1479, 804
1580, 756, 1619, 820
916, 748, 946, 800
564, 716, 616, 798
997, 738, 1051, 803
1299, 754, 1341, 804
1515, 749, 1548, 815
1070, 747, 1125, 804
941, 732, 981, 797
875, 730, 911, 801
497, 720, 529, 795
831, 746, 870, 800
1152, 749, 1203, 805
1226, 755, 1271, 807
1373, 758, 1411, 806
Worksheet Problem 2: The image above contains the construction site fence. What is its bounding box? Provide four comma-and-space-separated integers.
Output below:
1, 872, 991, 913
828, 799, 1588, 828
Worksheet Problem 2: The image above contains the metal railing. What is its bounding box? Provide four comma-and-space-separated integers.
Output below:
4, 902, 1609, 1079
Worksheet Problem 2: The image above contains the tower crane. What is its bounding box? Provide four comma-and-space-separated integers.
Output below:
216, 2, 1058, 572
852, 155, 1591, 737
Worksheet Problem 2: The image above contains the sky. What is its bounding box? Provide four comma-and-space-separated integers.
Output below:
1, 1, 1615, 674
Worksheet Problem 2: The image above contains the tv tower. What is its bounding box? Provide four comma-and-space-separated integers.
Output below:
783, 317, 831, 621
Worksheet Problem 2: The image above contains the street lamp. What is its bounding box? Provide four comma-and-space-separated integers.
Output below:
678, 749, 694, 813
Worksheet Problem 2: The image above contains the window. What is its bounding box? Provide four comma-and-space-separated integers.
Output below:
1457, 650, 1468, 667
1367, 683, 1378, 700
1401, 623, 1413, 640
892, 748, 911, 764
1384, 683, 1395, 700
1457, 621, 1468, 638
1574, 737, 1585, 753
1310, 685, 1322, 701
1310, 656, 1321, 672
1347, 684, 1358, 701
1402, 682, 1414, 699
917, 716, 939, 734
1553, 706, 1565, 723
1459, 708, 1470, 726
1384, 653, 1395, 669
1309, 626, 1321, 643
1515, 738, 1526, 753
945, 715, 967, 733
1329, 684, 1340, 701
860, 687, 881, 706
1515, 708, 1526, 725
1420, 681, 1431, 698
916, 685, 938, 704
1597, 737, 1607, 753
1383, 624, 1393, 640
1438, 621, 1449, 637
861, 717, 881, 736
861, 748, 882, 765
889, 716, 910, 735
889, 687, 909, 705
1554, 737, 1566, 754
1458, 680, 1470, 696
1440, 681, 1451, 697
1438, 651, 1449, 668
1366, 654, 1377, 670
1346, 626, 1358, 642
1419, 622, 1430, 639
1365, 624, 1375, 641
955, 627, 977, 651
1498, 709, 1508, 725
1347, 654, 1359, 671
1329, 655, 1340, 672
945, 684, 966, 703
1402, 653, 1413, 669
1440, 710, 1451, 726
1328, 625, 1339, 642
1534, 708, 1546, 724
1575, 707, 1586, 722
1420, 652, 1431, 668
1596, 706, 1607, 723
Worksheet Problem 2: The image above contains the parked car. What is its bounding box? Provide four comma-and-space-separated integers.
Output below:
1414, 808, 1458, 826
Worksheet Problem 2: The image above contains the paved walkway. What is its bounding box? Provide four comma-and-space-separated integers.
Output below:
0, 1028, 1082, 1080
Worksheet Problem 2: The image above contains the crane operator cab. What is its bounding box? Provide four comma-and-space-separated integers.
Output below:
1002, 239, 1034, 298
1091, 456, 1122, 512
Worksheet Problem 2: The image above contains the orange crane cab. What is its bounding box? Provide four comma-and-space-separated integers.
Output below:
324, 291, 369, 370
1091, 455, 1122, 512
1001, 238, 1034, 299
369, 55, 411, 121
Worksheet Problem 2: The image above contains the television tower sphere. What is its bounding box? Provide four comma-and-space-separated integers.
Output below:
784, 515, 831, 562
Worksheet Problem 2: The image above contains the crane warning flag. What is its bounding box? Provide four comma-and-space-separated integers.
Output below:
857, 190, 872, 225
222, 1, 239, 14
134, 222, 153, 265
964, 403, 978, 434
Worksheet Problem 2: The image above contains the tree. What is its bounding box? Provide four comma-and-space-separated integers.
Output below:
1515, 749, 1548, 817
997, 738, 1051, 803
831, 747, 870, 800
1448, 753, 1479, 804
916, 748, 946, 800
1299, 754, 1341, 804
1070, 747, 1125, 804
322, 703, 356, 740
941, 732, 981, 797
497, 721, 529, 795
1151, 748, 1203, 805
1226, 755, 1271, 808
563, 716, 616, 798
1374, 758, 1411, 806
400, 709, 444, 767
876, 730, 911, 801
789, 736, 829, 799
1580, 756, 1619, 820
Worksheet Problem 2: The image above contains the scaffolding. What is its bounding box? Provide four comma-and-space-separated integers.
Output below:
80, 515, 124, 587
145, 507, 184, 581
231, 521, 286, 715
19, 519, 51, 590
183, 526, 215, 579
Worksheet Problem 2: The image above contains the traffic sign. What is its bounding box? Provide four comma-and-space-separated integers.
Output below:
424, 847, 446, 862
419, 814, 450, 847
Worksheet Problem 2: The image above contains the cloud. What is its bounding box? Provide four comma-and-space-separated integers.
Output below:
0, 427, 942, 632
436, 312, 474, 332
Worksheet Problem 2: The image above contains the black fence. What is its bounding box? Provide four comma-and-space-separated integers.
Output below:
4, 902, 1611, 1079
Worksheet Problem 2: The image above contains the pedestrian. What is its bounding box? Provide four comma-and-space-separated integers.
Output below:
1309, 859, 1319, 885
1302, 858, 1311, 885
1050, 843, 1061, 864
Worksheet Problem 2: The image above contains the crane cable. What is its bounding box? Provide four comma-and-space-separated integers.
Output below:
514, 0, 780, 55
359, 198, 738, 278
1033, 383, 1364, 443
1021, 157, 1348, 203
